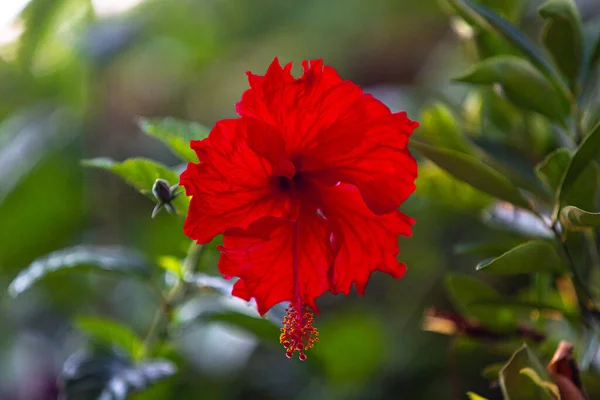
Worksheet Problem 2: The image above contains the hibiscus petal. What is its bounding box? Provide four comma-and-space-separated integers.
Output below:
316, 182, 414, 296
307, 109, 418, 215
236, 58, 418, 215
180, 118, 297, 244
218, 212, 333, 316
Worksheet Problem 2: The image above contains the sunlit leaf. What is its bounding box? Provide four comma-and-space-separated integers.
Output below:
467, 392, 489, 400
560, 206, 600, 231
18, 0, 68, 67
156, 256, 183, 279
82, 157, 188, 214
454, 56, 568, 124
558, 121, 600, 205
138, 117, 209, 163
59, 351, 175, 400
449, 0, 572, 112
519, 368, 560, 398
75, 316, 145, 361
416, 162, 493, 211
476, 240, 564, 275
410, 140, 532, 210
417, 102, 473, 154
499, 345, 554, 400
9, 245, 151, 297
539, 0, 584, 88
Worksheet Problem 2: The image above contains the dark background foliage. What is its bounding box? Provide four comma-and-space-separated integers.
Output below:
2, 0, 600, 399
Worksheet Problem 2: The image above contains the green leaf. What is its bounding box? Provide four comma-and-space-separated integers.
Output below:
519, 368, 560, 398
558, 121, 600, 204
138, 117, 209, 162
453, 238, 524, 257
499, 345, 554, 400
560, 206, 600, 230
75, 316, 145, 361
410, 140, 532, 210
482, 202, 553, 238
416, 162, 493, 211
467, 393, 488, 400
539, 0, 584, 88
535, 148, 570, 192
418, 102, 473, 154
481, 362, 505, 380
454, 56, 568, 123
82, 157, 189, 214
445, 273, 516, 329
18, 0, 67, 67
476, 240, 564, 274
449, 0, 572, 107
59, 351, 175, 400
9, 246, 151, 297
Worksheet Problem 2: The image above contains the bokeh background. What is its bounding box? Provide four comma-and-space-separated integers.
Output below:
1, 0, 599, 399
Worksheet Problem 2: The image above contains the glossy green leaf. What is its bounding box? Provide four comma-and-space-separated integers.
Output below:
539, 0, 584, 87
476, 240, 564, 274
535, 148, 570, 192
416, 162, 493, 211
454, 56, 568, 123
75, 316, 145, 361
467, 393, 488, 400
481, 202, 553, 239
418, 102, 472, 154
82, 157, 188, 214
410, 140, 532, 210
8, 246, 151, 297
59, 351, 175, 400
449, 0, 571, 107
560, 206, 600, 230
138, 117, 209, 162
519, 368, 560, 399
453, 238, 524, 257
499, 345, 554, 400
558, 122, 600, 204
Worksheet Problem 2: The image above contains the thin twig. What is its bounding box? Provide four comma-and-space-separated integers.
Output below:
140, 241, 205, 358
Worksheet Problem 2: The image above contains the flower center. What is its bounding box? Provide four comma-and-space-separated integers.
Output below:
277, 176, 293, 191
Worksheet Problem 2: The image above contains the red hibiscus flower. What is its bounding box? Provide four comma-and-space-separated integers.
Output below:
180, 58, 418, 360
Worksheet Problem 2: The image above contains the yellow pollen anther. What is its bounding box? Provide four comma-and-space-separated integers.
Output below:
279, 304, 318, 360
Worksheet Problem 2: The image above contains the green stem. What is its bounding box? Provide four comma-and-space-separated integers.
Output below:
140, 241, 205, 359
552, 226, 598, 323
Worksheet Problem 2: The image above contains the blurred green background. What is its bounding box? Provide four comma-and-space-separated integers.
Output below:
1, 0, 597, 399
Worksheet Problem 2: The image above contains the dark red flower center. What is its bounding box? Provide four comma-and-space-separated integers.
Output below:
276, 175, 294, 192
